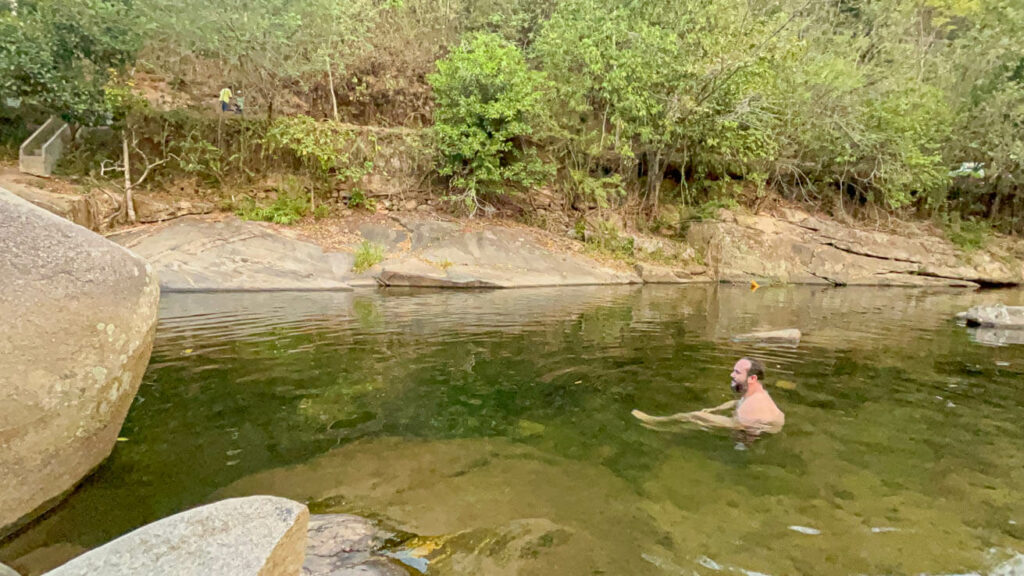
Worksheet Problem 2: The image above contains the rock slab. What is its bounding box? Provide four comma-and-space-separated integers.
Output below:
43, 496, 309, 576
688, 209, 1017, 287
378, 219, 639, 288
957, 304, 1024, 328
110, 216, 354, 292
731, 328, 802, 344
0, 188, 160, 536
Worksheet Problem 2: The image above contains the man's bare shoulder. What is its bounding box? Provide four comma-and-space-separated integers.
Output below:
737, 390, 784, 422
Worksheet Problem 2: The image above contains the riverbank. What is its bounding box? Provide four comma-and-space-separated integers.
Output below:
3, 167, 1022, 291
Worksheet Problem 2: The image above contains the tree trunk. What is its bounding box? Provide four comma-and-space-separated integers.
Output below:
327, 56, 339, 122
647, 149, 664, 216
123, 132, 136, 223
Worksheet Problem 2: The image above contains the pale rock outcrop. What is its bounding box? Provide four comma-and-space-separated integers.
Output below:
687, 209, 1016, 287
109, 216, 354, 291
43, 496, 308, 576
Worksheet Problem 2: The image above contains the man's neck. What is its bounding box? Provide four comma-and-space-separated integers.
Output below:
743, 382, 766, 399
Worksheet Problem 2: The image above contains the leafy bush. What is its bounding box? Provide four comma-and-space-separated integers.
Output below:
352, 241, 386, 272
945, 216, 991, 252
263, 116, 373, 187
428, 32, 552, 212
236, 193, 310, 225
347, 189, 377, 211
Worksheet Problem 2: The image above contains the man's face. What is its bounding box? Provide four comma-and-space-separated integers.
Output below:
731, 359, 751, 394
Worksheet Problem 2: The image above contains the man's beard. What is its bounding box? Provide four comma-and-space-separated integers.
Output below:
731, 380, 747, 394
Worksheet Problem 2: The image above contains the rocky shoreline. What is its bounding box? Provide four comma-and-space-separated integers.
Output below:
104, 206, 1023, 292
5, 174, 1023, 291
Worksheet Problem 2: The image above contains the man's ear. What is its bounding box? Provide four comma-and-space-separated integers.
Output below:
747, 375, 758, 386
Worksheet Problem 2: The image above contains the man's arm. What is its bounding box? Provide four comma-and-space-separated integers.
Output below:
631, 409, 744, 431
701, 400, 737, 414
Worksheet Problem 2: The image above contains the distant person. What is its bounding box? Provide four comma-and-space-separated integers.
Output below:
632, 357, 785, 435
234, 90, 245, 115
219, 86, 233, 113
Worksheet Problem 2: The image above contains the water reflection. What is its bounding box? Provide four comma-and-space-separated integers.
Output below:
2, 286, 1024, 575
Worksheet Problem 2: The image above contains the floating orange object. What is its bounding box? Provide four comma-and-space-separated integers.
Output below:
750, 280, 760, 292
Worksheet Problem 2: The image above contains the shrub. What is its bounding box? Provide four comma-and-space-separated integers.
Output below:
428, 32, 552, 213
236, 193, 310, 225
352, 241, 386, 272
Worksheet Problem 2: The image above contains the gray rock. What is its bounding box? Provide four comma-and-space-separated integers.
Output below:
0, 188, 159, 536
687, 209, 1007, 287
379, 221, 639, 288
634, 263, 713, 284
731, 328, 802, 344
133, 195, 215, 224
109, 216, 354, 292
0, 562, 21, 576
43, 496, 309, 576
303, 514, 407, 576
3, 180, 99, 230
357, 222, 410, 252
958, 304, 1024, 328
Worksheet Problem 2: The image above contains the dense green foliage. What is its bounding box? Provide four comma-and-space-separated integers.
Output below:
429, 33, 551, 210
0, 0, 141, 124
2, 0, 1023, 231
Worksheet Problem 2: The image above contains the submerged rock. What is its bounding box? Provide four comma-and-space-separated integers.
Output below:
0, 188, 160, 536
731, 328, 802, 344
303, 514, 409, 576
633, 263, 712, 284
957, 304, 1024, 328
43, 496, 308, 576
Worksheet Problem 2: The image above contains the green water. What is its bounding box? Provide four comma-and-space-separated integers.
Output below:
3, 286, 1024, 575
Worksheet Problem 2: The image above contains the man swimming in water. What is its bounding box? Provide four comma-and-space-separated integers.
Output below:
632, 357, 785, 434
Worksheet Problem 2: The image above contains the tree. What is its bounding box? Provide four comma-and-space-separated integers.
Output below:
0, 0, 142, 123
428, 32, 552, 213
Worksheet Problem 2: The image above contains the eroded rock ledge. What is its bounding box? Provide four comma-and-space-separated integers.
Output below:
688, 209, 1022, 288
102, 207, 1024, 291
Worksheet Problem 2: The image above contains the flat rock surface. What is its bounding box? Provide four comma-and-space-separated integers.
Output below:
43, 497, 308, 576
0, 188, 159, 536
111, 214, 640, 291
109, 216, 354, 292
376, 218, 639, 288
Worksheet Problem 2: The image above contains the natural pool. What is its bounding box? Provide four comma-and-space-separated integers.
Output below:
3, 285, 1024, 575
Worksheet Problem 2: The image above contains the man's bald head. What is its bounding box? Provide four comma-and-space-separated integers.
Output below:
731, 357, 766, 394
742, 357, 766, 383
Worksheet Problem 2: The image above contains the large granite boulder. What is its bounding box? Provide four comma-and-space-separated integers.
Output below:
43, 497, 309, 576
0, 189, 160, 536
109, 216, 354, 292
687, 209, 1019, 287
